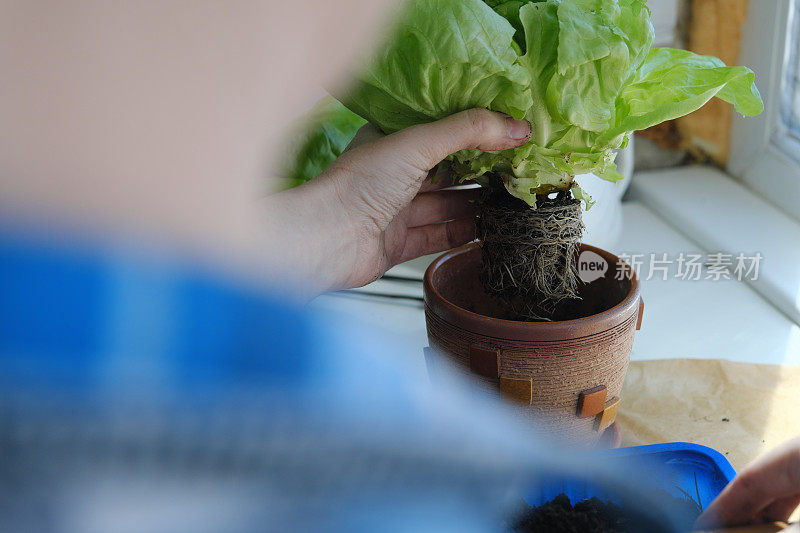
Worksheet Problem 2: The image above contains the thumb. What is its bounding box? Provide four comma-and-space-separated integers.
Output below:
323, 109, 530, 232
343, 123, 385, 152
344, 108, 531, 176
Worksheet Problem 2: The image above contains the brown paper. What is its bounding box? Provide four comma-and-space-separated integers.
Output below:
620, 359, 800, 524
618, 359, 800, 471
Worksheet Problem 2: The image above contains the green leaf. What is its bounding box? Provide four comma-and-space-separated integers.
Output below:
339, 0, 533, 132
547, 0, 654, 132
570, 183, 595, 210
518, 1, 560, 146
597, 47, 764, 145
488, 1, 529, 51
279, 97, 366, 189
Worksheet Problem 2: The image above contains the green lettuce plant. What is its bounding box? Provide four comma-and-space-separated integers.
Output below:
281, 0, 763, 320
338, 0, 762, 206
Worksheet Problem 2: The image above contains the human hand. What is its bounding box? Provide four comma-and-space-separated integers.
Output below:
265, 109, 531, 299
696, 436, 800, 528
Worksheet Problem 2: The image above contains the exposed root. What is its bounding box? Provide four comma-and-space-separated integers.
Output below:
477, 185, 584, 321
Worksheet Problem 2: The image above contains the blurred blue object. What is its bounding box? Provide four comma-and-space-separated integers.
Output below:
0, 232, 315, 394
0, 228, 715, 532
610, 443, 735, 509
523, 443, 736, 531
527, 442, 735, 509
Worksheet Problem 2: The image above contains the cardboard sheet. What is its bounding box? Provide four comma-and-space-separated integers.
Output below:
618, 359, 800, 471
620, 359, 800, 529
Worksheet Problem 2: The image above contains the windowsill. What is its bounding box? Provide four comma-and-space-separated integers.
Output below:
627, 166, 800, 327
611, 196, 800, 366
311, 167, 800, 366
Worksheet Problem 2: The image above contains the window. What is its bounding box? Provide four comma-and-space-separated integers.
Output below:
778, 0, 800, 161
729, 0, 800, 223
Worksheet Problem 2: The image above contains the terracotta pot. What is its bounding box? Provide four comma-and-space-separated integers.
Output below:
423, 242, 643, 446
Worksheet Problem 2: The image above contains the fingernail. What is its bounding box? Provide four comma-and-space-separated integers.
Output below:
506, 117, 531, 140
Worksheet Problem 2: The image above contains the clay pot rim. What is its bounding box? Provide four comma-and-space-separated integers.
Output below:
423, 242, 641, 340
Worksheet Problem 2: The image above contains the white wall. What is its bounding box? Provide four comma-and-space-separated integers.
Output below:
649, 0, 682, 47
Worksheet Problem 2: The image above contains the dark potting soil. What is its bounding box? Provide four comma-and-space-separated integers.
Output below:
509, 492, 702, 533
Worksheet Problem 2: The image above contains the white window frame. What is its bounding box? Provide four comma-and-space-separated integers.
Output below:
728, 0, 800, 223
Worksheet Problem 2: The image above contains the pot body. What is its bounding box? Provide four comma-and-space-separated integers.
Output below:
423, 242, 643, 445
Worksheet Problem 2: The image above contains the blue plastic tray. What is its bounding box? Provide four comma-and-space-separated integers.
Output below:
525, 442, 736, 512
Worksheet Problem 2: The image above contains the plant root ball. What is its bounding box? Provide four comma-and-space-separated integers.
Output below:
477, 186, 584, 321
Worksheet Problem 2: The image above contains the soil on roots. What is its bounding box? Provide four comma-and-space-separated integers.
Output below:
477, 183, 584, 321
